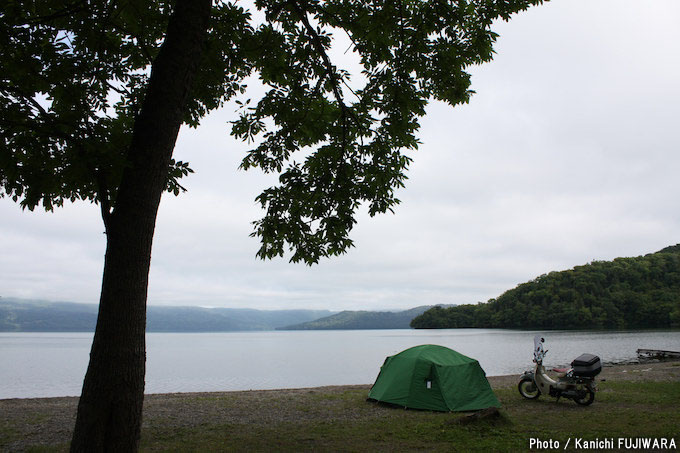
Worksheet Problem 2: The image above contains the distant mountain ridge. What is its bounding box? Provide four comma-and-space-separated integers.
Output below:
0, 298, 432, 332
0, 298, 333, 332
279, 306, 433, 330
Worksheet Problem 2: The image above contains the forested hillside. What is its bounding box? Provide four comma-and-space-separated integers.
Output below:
411, 245, 680, 330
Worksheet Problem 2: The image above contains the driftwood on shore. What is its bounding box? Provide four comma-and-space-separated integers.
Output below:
637, 348, 680, 360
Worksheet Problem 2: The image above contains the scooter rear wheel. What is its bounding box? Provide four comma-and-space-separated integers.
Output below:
574, 387, 595, 406
518, 378, 540, 399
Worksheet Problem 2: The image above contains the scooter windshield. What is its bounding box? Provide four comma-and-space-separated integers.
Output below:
533, 335, 545, 363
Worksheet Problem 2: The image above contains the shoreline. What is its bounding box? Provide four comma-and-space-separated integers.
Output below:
1, 360, 678, 403
1, 361, 678, 451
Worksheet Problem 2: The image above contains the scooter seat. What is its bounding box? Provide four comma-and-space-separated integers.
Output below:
552, 367, 569, 378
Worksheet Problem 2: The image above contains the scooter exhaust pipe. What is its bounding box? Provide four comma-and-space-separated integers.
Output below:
561, 390, 581, 399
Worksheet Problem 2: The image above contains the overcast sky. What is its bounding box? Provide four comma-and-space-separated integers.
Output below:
1, 0, 679, 311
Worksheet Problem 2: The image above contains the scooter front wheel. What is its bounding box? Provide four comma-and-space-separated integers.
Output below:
518, 378, 540, 399
574, 387, 595, 406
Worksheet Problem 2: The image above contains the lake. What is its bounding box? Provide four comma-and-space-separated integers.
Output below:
1, 329, 679, 399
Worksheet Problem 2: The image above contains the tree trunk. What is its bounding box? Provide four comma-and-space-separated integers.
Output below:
70, 1, 210, 451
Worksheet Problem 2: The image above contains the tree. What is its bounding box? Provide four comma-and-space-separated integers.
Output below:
1, 0, 544, 450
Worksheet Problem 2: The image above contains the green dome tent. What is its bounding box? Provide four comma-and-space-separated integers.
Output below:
368, 344, 500, 412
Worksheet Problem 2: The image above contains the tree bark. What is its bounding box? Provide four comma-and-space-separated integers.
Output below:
70, 1, 210, 451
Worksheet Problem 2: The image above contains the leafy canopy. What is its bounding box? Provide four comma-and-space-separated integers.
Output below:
1, 0, 543, 264
0, 0, 249, 210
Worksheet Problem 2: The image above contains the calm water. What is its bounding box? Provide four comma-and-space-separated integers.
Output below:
1, 329, 679, 399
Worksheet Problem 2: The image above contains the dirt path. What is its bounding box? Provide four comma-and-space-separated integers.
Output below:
1, 361, 678, 451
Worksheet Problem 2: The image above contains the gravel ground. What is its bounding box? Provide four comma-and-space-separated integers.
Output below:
1, 361, 678, 451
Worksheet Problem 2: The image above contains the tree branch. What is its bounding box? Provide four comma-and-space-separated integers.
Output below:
0, 86, 50, 118
290, 0, 353, 158
96, 172, 113, 233
290, 1, 346, 113
24, 0, 89, 25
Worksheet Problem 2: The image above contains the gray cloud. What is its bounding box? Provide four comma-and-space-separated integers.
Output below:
1, 0, 678, 310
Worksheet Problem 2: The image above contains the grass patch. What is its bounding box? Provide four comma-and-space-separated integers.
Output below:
138, 380, 680, 452
2, 374, 677, 452
23, 446, 67, 453
0, 425, 20, 449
